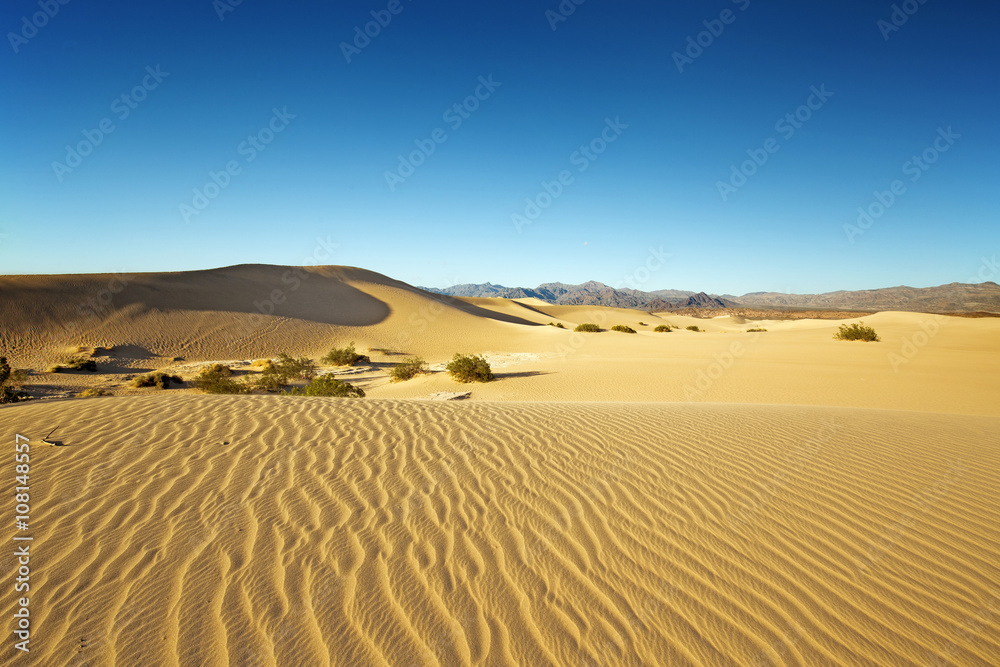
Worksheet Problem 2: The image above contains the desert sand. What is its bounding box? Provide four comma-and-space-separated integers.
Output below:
1, 265, 999, 665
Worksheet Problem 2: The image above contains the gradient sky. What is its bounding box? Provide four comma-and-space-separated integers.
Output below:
2, 0, 998, 295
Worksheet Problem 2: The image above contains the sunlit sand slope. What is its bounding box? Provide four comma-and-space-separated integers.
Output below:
2, 396, 998, 666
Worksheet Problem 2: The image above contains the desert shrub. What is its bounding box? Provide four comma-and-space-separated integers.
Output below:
637, 322, 646, 326
274, 353, 317, 380
547, 322, 566, 329
834, 321, 880, 342
654, 325, 673, 332
50, 357, 97, 373
132, 372, 183, 389
686, 325, 702, 332
321, 342, 370, 366
389, 357, 429, 382
252, 367, 289, 392
249, 353, 318, 392
285, 376, 365, 398
446, 353, 493, 383
611, 325, 637, 334
574, 323, 601, 333
77, 388, 109, 398
203, 363, 232, 377
0, 357, 29, 404
194, 365, 247, 394
746, 327, 768, 333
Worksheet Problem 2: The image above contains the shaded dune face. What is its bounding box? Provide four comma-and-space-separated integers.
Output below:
2, 396, 998, 666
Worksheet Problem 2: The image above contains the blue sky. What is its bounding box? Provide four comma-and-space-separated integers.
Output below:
1, 0, 997, 295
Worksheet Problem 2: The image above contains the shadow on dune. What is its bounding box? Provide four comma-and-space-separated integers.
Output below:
493, 371, 552, 380
417, 292, 545, 327
0, 265, 390, 329
0, 265, 547, 332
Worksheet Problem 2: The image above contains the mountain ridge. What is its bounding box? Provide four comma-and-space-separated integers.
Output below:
421, 280, 1000, 314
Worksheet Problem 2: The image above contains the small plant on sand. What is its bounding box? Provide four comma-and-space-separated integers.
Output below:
654, 325, 674, 332
132, 372, 183, 389
834, 321, 880, 342
194, 364, 247, 394
611, 325, 637, 334
284, 376, 365, 398
77, 388, 110, 398
446, 353, 493, 383
686, 325, 702, 332
389, 357, 430, 382
746, 327, 767, 333
49, 357, 98, 373
638, 322, 646, 326
321, 342, 370, 366
547, 322, 566, 329
249, 353, 319, 392
574, 323, 601, 333
0, 357, 29, 404
273, 353, 317, 380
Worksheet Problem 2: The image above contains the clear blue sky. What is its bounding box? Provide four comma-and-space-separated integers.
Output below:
2, 0, 997, 295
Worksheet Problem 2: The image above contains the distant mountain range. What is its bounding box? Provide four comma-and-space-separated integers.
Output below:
420, 280, 1000, 314
420, 281, 734, 310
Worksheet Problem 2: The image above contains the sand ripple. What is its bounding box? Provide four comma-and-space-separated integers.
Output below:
1, 397, 998, 666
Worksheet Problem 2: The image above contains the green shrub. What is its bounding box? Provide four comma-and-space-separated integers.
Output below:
77, 388, 109, 398
273, 353, 317, 380
132, 372, 183, 389
194, 365, 247, 394
686, 325, 702, 332
285, 375, 365, 398
654, 325, 673, 332
574, 323, 601, 333
611, 325, 637, 334
0, 357, 29, 404
834, 321, 880, 342
547, 322, 566, 329
321, 342, 370, 366
389, 357, 429, 382
50, 357, 98, 373
637, 322, 646, 326
746, 327, 768, 333
446, 353, 493, 383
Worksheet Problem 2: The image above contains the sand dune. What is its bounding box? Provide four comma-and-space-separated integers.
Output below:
2, 266, 999, 414
2, 396, 998, 666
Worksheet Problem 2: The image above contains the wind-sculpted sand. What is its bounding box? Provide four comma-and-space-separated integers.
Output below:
2, 396, 998, 666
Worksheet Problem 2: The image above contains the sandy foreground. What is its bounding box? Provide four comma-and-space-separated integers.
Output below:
1, 397, 999, 666
1, 265, 999, 665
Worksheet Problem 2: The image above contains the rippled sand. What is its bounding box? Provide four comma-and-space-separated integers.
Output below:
2, 395, 998, 666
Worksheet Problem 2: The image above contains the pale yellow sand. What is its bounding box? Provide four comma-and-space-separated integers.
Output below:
2, 396, 998, 666
1, 266, 998, 415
